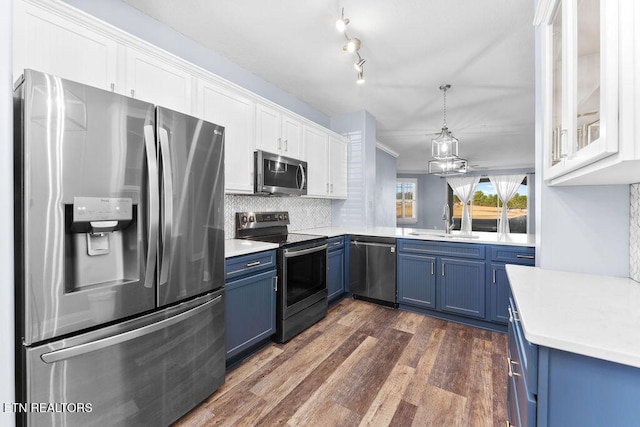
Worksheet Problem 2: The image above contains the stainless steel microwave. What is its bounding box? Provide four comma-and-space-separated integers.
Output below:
254, 150, 307, 196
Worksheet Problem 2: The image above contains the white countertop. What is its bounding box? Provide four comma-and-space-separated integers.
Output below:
225, 239, 279, 258
506, 264, 640, 368
297, 226, 534, 247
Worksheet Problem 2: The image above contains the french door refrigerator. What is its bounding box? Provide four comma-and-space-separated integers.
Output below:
14, 69, 225, 426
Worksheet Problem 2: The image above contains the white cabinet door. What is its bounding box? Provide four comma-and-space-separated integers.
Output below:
125, 48, 193, 114
255, 103, 282, 154
256, 103, 304, 159
281, 114, 304, 159
14, 1, 118, 91
329, 135, 348, 199
304, 125, 329, 197
197, 79, 255, 194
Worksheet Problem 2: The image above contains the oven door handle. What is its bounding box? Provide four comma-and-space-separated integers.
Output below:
284, 243, 328, 258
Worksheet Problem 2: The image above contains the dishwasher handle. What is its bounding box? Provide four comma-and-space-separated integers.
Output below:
351, 241, 396, 252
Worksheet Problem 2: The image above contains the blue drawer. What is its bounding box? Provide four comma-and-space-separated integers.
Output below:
508, 298, 538, 394
398, 239, 485, 260
508, 363, 537, 427
491, 245, 535, 265
225, 250, 276, 281
328, 236, 345, 252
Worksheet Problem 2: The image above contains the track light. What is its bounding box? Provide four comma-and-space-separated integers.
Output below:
344, 37, 360, 53
354, 56, 366, 72
357, 71, 365, 85
336, 8, 350, 32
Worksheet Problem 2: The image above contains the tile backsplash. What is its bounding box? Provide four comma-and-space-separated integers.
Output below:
224, 195, 332, 239
631, 183, 640, 282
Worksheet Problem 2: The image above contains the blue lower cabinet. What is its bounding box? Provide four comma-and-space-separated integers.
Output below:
490, 263, 510, 324
397, 253, 436, 309
328, 247, 345, 301
439, 257, 486, 319
327, 236, 346, 302
225, 258, 277, 361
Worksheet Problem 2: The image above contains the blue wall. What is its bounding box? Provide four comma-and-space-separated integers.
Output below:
62, 0, 331, 128
397, 173, 447, 230
375, 148, 398, 227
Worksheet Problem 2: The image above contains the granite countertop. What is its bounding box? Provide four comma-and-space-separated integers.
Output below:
506, 264, 640, 368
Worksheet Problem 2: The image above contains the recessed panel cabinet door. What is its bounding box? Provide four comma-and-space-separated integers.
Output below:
490, 263, 510, 324
14, 1, 118, 91
397, 253, 436, 309
328, 248, 345, 301
304, 125, 329, 197
198, 80, 255, 194
125, 48, 193, 114
439, 258, 486, 318
329, 135, 348, 199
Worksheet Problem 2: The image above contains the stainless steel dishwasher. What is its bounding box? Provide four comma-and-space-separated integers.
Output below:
349, 236, 397, 307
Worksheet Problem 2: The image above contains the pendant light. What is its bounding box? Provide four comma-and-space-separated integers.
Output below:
428, 84, 468, 176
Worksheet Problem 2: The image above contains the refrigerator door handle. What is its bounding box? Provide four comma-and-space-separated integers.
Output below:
40, 294, 222, 364
143, 125, 159, 289
158, 127, 173, 286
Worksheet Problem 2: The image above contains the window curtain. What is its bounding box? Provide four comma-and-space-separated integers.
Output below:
448, 176, 480, 234
488, 174, 526, 234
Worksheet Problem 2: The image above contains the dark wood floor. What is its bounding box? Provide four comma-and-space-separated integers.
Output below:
174, 298, 508, 426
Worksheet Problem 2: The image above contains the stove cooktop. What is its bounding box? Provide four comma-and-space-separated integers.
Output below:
243, 232, 326, 247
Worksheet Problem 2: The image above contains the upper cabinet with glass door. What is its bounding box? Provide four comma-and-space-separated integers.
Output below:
536, 0, 640, 185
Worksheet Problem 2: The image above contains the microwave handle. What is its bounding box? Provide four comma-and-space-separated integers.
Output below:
297, 163, 306, 190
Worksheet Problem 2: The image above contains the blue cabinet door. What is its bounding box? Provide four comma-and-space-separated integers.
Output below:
490, 263, 510, 324
225, 268, 276, 360
328, 248, 345, 301
439, 257, 486, 318
397, 253, 436, 309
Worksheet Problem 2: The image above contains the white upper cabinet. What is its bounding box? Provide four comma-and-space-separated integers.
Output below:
537, 0, 640, 185
125, 48, 193, 115
255, 103, 304, 159
304, 125, 348, 199
13, 0, 118, 91
304, 125, 329, 197
329, 135, 348, 199
197, 78, 255, 194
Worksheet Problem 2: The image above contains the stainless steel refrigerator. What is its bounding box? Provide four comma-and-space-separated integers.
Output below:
13, 69, 225, 426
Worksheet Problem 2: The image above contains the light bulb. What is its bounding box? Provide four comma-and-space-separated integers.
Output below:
357, 71, 365, 84
336, 17, 349, 32
346, 38, 360, 53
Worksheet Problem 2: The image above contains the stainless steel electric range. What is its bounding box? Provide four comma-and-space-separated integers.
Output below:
235, 212, 328, 342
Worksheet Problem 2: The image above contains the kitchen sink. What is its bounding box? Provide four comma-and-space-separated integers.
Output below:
408, 231, 481, 240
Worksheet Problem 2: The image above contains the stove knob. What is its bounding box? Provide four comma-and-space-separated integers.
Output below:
283, 213, 288, 220
278, 214, 283, 220
241, 215, 248, 225
249, 215, 255, 223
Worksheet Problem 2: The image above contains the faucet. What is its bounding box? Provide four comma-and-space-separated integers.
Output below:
442, 203, 454, 234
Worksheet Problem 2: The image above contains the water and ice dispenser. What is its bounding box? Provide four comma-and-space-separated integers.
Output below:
66, 197, 140, 291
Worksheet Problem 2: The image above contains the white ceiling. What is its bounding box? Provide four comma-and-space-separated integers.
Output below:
122, 0, 536, 173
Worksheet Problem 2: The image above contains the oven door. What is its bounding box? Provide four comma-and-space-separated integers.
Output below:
280, 242, 328, 319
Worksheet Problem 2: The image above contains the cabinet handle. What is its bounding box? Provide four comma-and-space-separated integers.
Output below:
284, 139, 288, 152
110, 83, 115, 92
246, 261, 261, 267
441, 264, 445, 276
492, 269, 496, 283
326, 183, 329, 193
508, 306, 520, 323
516, 254, 534, 259
506, 420, 514, 427
507, 357, 521, 377
278, 137, 282, 150
330, 183, 334, 193
274, 275, 278, 292
431, 262, 434, 276
332, 241, 342, 246
130, 89, 135, 98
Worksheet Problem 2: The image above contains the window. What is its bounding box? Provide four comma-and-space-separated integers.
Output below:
397, 179, 417, 224
449, 176, 529, 233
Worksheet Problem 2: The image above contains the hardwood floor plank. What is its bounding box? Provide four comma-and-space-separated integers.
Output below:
358, 363, 415, 426
412, 385, 467, 426
427, 322, 475, 396
391, 310, 425, 334
462, 337, 494, 426
174, 299, 509, 426
389, 400, 418, 426
287, 335, 380, 426
402, 325, 446, 405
